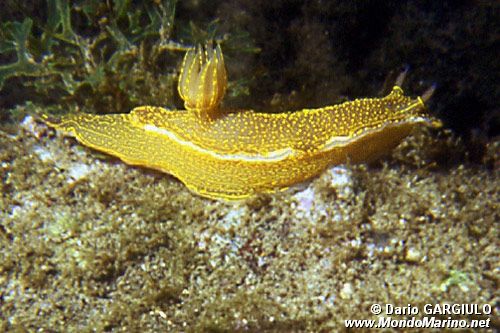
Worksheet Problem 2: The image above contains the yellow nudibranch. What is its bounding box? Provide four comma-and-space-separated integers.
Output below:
44, 43, 441, 200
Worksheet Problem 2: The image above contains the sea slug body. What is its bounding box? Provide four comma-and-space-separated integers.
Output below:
44, 43, 441, 200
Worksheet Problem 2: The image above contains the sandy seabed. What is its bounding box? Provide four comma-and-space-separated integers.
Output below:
0, 115, 498, 332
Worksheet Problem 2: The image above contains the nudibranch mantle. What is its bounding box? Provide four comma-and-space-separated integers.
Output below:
44, 44, 441, 200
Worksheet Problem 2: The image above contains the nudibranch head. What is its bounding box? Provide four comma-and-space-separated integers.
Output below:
178, 43, 227, 113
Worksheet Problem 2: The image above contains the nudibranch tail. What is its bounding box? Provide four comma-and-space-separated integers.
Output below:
178, 43, 227, 113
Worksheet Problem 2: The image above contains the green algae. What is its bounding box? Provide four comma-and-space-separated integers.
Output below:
439, 270, 473, 293
0, 0, 179, 114
0, 0, 260, 119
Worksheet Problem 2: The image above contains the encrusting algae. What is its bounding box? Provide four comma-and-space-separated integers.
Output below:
43, 43, 441, 200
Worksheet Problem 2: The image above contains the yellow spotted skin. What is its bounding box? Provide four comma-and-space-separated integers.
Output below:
44, 44, 441, 200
